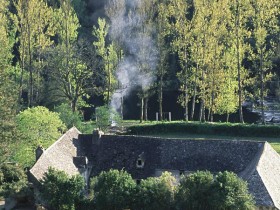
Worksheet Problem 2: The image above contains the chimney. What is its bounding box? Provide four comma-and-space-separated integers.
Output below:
35, 145, 45, 161
92, 130, 103, 145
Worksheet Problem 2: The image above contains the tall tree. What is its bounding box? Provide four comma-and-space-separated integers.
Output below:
229, 0, 251, 123
46, 0, 95, 112
93, 18, 118, 105
166, 0, 194, 122
157, 2, 169, 121
0, 0, 18, 163
14, 0, 55, 107
250, 0, 279, 124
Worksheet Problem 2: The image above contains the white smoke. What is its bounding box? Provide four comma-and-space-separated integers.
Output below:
107, 0, 158, 114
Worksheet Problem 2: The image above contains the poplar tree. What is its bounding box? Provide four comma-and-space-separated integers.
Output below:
14, 0, 55, 106
166, 0, 194, 121
0, 0, 18, 163
250, 0, 279, 124
229, 0, 251, 123
157, 2, 170, 121
93, 18, 118, 105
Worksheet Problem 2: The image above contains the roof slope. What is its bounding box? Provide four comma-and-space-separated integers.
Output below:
255, 142, 280, 209
30, 127, 81, 182
78, 134, 280, 208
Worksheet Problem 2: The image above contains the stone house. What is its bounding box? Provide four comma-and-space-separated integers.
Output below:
30, 127, 280, 209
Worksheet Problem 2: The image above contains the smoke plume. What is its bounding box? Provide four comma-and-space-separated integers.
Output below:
107, 0, 158, 115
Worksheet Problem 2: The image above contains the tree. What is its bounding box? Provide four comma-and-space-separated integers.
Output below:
46, 0, 94, 112
133, 172, 175, 210
0, 0, 18, 163
93, 18, 118, 105
249, 0, 279, 124
167, 0, 195, 122
95, 105, 121, 132
54, 103, 82, 129
13, 0, 55, 106
175, 170, 214, 210
175, 170, 255, 210
229, 0, 252, 123
212, 171, 255, 210
0, 163, 29, 198
14, 106, 66, 167
157, 1, 172, 121
47, 41, 95, 112
92, 169, 136, 210
40, 167, 84, 210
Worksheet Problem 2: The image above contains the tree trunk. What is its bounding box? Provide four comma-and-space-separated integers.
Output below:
260, 48, 265, 125
144, 97, 148, 121
190, 66, 197, 121
140, 97, 144, 123
185, 87, 188, 122
159, 74, 163, 121
226, 113, 229, 123
199, 99, 205, 122
236, 0, 244, 123
71, 98, 77, 113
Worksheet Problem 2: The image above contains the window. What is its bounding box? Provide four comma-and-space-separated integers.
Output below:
136, 158, 144, 168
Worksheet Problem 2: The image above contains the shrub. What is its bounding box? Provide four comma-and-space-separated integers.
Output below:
133, 172, 176, 210
175, 171, 255, 210
175, 171, 214, 210
92, 169, 136, 210
40, 168, 84, 210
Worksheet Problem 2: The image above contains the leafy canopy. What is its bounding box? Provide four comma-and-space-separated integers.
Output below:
40, 167, 84, 210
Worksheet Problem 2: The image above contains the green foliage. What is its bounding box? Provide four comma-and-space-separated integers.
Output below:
133, 172, 176, 210
175, 171, 255, 210
40, 167, 84, 210
14, 106, 66, 167
175, 171, 214, 210
0, 163, 29, 198
127, 122, 280, 138
0, 0, 18, 163
95, 105, 121, 132
54, 103, 82, 129
212, 171, 255, 210
92, 169, 136, 210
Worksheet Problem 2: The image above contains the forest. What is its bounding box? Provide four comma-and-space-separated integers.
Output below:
1, 0, 280, 123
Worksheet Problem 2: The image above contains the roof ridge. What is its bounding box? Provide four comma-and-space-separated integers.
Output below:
35, 126, 81, 163
239, 142, 265, 180
257, 142, 280, 209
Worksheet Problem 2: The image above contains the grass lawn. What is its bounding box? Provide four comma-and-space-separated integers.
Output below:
140, 132, 280, 154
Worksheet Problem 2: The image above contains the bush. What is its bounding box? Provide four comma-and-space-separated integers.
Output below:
40, 168, 84, 210
133, 172, 176, 210
175, 171, 255, 210
92, 169, 136, 210
212, 171, 255, 210
175, 171, 214, 210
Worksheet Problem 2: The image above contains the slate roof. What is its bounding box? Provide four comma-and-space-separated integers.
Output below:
29, 127, 81, 182
30, 128, 280, 208
79, 133, 280, 209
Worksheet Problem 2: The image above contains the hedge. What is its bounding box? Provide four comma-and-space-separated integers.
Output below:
126, 122, 280, 138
